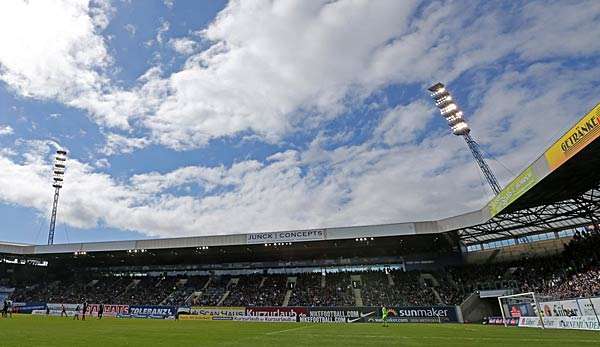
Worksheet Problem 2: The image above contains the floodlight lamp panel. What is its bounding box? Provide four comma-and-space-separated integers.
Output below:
440, 103, 458, 115
435, 95, 453, 107
428, 82, 445, 92
451, 122, 470, 135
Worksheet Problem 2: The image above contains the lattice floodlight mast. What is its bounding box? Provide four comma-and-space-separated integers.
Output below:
428, 82, 502, 195
48, 149, 67, 245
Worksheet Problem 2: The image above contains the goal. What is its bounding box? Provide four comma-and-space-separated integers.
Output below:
497, 292, 547, 328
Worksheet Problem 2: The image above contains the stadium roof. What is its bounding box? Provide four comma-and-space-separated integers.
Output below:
1, 102, 599, 255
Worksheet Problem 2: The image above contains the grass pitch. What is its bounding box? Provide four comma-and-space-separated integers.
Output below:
1, 315, 600, 346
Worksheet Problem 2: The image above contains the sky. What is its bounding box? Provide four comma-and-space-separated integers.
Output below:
0, 0, 599, 245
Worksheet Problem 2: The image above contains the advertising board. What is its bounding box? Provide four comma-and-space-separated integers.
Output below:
489, 166, 539, 216
519, 315, 600, 331
190, 306, 245, 317
179, 306, 461, 324
540, 299, 582, 317
545, 103, 600, 171
12, 302, 46, 314
246, 229, 325, 244
306, 307, 377, 323
86, 304, 129, 317
487, 317, 519, 326
245, 306, 308, 319
121, 305, 176, 319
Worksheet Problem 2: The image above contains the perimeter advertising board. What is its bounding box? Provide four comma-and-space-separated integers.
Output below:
303, 306, 461, 324
179, 306, 461, 324
86, 304, 129, 317
245, 306, 308, 319
545, 102, 600, 171
519, 316, 600, 331
120, 305, 176, 319
246, 229, 325, 244
540, 299, 582, 317
12, 302, 46, 314
303, 307, 378, 323
189, 306, 246, 317
376, 306, 461, 323
577, 298, 600, 316
487, 317, 519, 326
507, 303, 535, 317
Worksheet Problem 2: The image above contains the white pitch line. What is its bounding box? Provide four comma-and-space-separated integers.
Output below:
273, 333, 600, 344
265, 324, 314, 335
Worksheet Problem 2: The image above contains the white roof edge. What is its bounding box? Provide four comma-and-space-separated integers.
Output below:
2, 208, 485, 255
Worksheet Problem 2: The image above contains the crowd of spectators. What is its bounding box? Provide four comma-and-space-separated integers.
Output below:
288, 273, 355, 307
163, 276, 208, 307
361, 271, 436, 306
114, 276, 180, 306
6, 229, 600, 307
435, 229, 600, 303
221, 274, 287, 306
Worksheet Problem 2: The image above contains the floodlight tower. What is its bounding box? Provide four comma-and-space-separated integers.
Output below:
428, 83, 502, 195
48, 149, 67, 245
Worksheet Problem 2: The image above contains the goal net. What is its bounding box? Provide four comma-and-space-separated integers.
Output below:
498, 292, 548, 328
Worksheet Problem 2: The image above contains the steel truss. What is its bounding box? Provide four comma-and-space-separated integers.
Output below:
458, 182, 600, 245
464, 134, 502, 195
47, 186, 61, 245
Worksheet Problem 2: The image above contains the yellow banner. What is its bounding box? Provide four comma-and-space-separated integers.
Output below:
545, 103, 600, 170
180, 314, 213, 321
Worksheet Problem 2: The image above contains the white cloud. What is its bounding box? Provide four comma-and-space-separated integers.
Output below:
100, 133, 151, 155
156, 20, 170, 44
94, 158, 110, 169
163, 0, 175, 10
0, 0, 109, 98
141, 0, 418, 149
374, 101, 433, 146
137, 0, 600, 150
169, 37, 197, 55
0, 1, 599, 240
124, 23, 136, 37
0, 132, 482, 238
2, 1, 600, 151
0, 0, 140, 129
0, 125, 14, 136
468, 63, 600, 180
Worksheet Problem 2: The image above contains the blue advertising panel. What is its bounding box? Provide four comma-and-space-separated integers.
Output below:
119, 305, 176, 319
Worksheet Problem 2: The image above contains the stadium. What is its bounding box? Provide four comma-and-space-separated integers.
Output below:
1, 97, 600, 345
2, 2, 600, 347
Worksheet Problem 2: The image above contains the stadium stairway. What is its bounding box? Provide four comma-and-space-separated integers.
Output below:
217, 291, 230, 306
282, 290, 292, 307
202, 277, 212, 290
159, 278, 187, 305
459, 292, 496, 323
353, 288, 363, 306
386, 273, 395, 286
350, 275, 363, 306
430, 287, 443, 304
420, 273, 440, 287
282, 277, 296, 307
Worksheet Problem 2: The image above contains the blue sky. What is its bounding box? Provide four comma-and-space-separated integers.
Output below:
0, 0, 599, 245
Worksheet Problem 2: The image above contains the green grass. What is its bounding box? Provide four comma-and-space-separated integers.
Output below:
1, 315, 600, 346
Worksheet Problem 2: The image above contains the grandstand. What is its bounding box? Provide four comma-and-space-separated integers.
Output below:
1, 103, 599, 330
